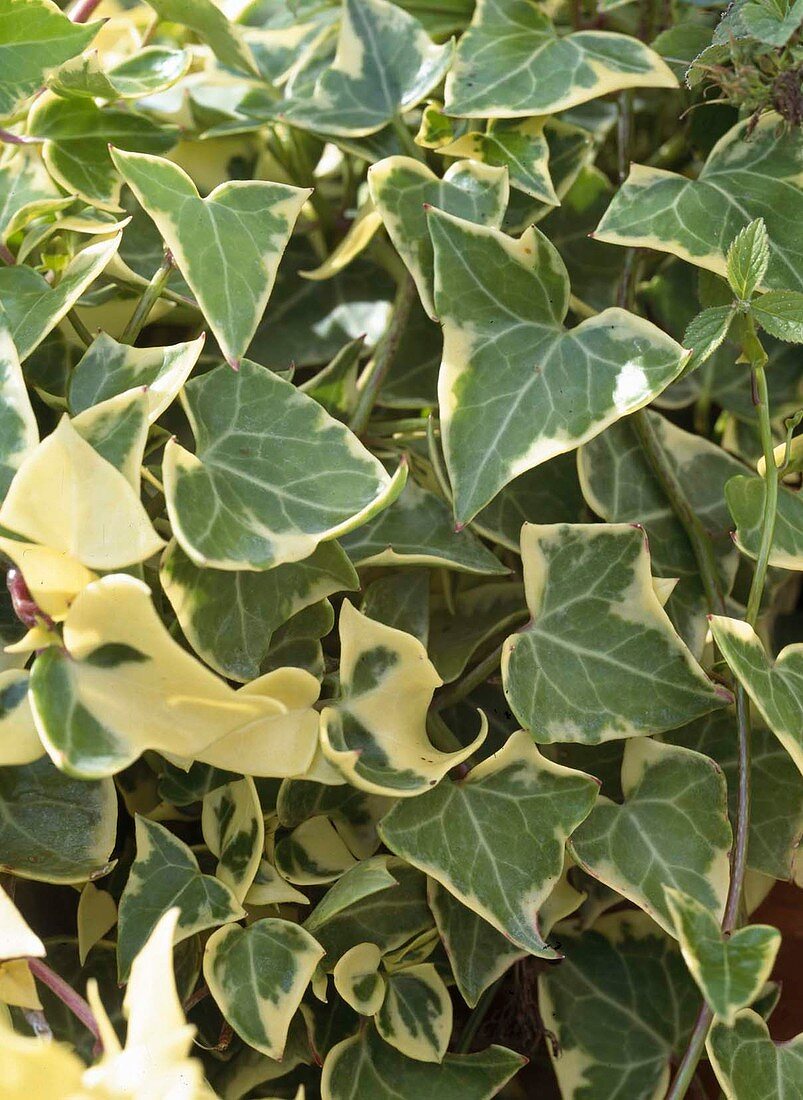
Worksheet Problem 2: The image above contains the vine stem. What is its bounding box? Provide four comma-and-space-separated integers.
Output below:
349, 275, 416, 437
120, 250, 174, 345
68, 0, 104, 22
27, 957, 102, 1044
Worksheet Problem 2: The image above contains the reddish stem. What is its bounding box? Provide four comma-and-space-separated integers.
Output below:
68, 0, 104, 22
27, 957, 102, 1044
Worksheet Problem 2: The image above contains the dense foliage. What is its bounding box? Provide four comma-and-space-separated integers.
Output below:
0, 0, 802, 1097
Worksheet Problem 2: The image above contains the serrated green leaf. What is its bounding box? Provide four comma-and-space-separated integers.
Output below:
161, 539, 357, 681
117, 816, 243, 981
339, 478, 507, 575
726, 219, 770, 300
539, 911, 699, 1100
569, 739, 732, 934
429, 208, 686, 524
727, 474, 803, 571
502, 523, 728, 743
376, 962, 452, 1063
0, 755, 116, 884
0, 233, 120, 362
68, 332, 205, 421
321, 1026, 524, 1100
707, 1010, 803, 1098
202, 776, 265, 903
320, 601, 485, 796
752, 289, 803, 343
368, 156, 508, 317
204, 918, 324, 1058
683, 306, 736, 373
277, 0, 453, 138
164, 359, 403, 570
144, 0, 258, 74
711, 617, 803, 776
48, 45, 191, 101
596, 114, 803, 291
443, 0, 676, 118
0, 0, 98, 117
379, 729, 598, 955
665, 888, 780, 1024
111, 149, 309, 364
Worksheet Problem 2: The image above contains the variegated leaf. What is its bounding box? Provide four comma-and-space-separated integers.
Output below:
202, 776, 265, 903
376, 963, 452, 1063
48, 45, 190, 101
0, 315, 38, 498
332, 942, 386, 1015
727, 475, 803, 571
707, 1011, 803, 1098
0, 886, 44, 959
275, 816, 358, 885
0, 670, 43, 766
144, 0, 258, 75
436, 117, 558, 204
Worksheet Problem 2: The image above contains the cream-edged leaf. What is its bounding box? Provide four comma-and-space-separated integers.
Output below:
71, 390, 150, 489
707, 1010, 803, 1099
164, 359, 403, 570
429, 208, 687, 524
277, 0, 453, 138
275, 816, 358, 885
711, 617, 803, 776
437, 117, 559, 203
204, 918, 323, 1058
117, 816, 244, 981
332, 942, 386, 1016
320, 601, 485, 796
376, 963, 452, 1063
379, 729, 599, 956
0, 670, 43, 767
68, 332, 205, 423
202, 777, 265, 903
569, 739, 732, 934
727, 475, 803, 571
144, 0, 258, 75
48, 45, 191, 101
665, 888, 780, 1025
368, 156, 508, 317
0, 318, 38, 498
111, 149, 309, 365
502, 523, 729, 743
0, 151, 66, 244
0, 886, 44, 960
444, 0, 676, 118
595, 114, 803, 291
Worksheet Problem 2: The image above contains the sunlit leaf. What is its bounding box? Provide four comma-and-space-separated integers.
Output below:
0, 886, 44, 959
144, 0, 258, 75
707, 1010, 803, 1098
48, 45, 191, 101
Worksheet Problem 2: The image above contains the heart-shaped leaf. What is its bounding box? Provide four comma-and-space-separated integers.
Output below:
570, 739, 732, 934
368, 156, 508, 317
379, 729, 599, 956
595, 114, 803, 291
665, 887, 780, 1024
111, 149, 309, 364
444, 0, 676, 118
502, 523, 729, 743
163, 360, 403, 570
117, 815, 244, 981
711, 617, 803, 776
707, 1010, 803, 1098
204, 918, 324, 1058
428, 208, 687, 524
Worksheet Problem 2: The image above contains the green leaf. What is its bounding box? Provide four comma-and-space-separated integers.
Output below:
0, 234, 120, 362
361, 572, 430, 646
595, 115, 803, 292
161, 539, 357, 681
72, 390, 150, 487
110, 149, 309, 365
711, 617, 803, 776
0, 315, 38, 497
569, 739, 732, 934
0, 0, 98, 117
502, 523, 729, 743
28, 94, 179, 210
444, 0, 676, 117
48, 45, 191, 101
277, 0, 453, 138
68, 332, 205, 421
144, 0, 258, 75
539, 911, 699, 1100
379, 729, 599, 956
368, 156, 508, 317
707, 1010, 803, 1098
204, 918, 324, 1058
321, 1027, 524, 1100
202, 776, 265, 903
665, 888, 780, 1024
117, 815, 244, 981
376, 963, 452, 1063
752, 289, 803, 343
339, 478, 507, 576
320, 601, 486, 796
727, 474, 803, 571
164, 359, 403, 570
333, 942, 386, 1015
683, 306, 736, 374
428, 580, 526, 683
0, 151, 66, 243
726, 218, 770, 300
0, 755, 116, 884
303, 856, 401, 936
436, 117, 559, 204
429, 208, 686, 524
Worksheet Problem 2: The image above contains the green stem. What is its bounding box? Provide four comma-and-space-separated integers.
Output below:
349, 275, 416, 437
391, 113, 426, 162
456, 977, 503, 1053
120, 250, 174, 345
744, 363, 779, 625
66, 308, 94, 347
433, 642, 510, 714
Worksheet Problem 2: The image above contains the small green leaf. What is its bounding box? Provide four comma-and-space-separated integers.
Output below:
379, 729, 599, 956
569, 739, 732, 934
111, 149, 309, 365
117, 816, 244, 981
333, 942, 386, 1016
707, 1010, 803, 1098
665, 887, 780, 1024
752, 289, 803, 343
683, 306, 735, 373
48, 46, 191, 101
204, 918, 324, 1058
726, 219, 770, 300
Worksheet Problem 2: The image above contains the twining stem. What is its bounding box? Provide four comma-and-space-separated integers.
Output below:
120, 250, 174, 345
349, 275, 416, 436
27, 957, 102, 1044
